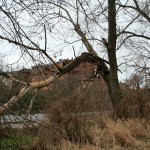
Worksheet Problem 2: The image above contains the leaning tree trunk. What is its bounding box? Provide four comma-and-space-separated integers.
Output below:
107, 0, 123, 111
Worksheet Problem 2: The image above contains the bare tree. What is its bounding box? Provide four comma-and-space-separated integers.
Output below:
117, 0, 150, 89
0, 0, 149, 115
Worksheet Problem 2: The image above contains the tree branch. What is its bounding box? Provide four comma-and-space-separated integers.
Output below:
0, 52, 109, 115
74, 24, 98, 56
0, 86, 31, 114
133, 0, 150, 22
123, 31, 150, 40
0, 71, 27, 85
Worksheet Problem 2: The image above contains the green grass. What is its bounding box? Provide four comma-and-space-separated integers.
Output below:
1, 132, 35, 150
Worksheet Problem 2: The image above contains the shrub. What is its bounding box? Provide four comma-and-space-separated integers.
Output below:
38, 98, 93, 145
117, 88, 150, 119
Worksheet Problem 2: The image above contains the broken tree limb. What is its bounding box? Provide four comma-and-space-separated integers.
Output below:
61, 52, 109, 74
0, 52, 109, 115
30, 73, 62, 89
0, 74, 62, 115
24, 89, 39, 123
0, 71, 27, 85
0, 85, 31, 115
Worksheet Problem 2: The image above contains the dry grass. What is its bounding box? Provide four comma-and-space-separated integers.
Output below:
124, 119, 150, 139
27, 116, 150, 150
107, 120, 145, 148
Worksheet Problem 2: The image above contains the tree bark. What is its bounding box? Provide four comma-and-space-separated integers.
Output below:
107, 0, 123, 110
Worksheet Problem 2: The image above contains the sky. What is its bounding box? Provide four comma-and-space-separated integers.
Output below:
0, 34, 132, 82
0, 0, 149, 83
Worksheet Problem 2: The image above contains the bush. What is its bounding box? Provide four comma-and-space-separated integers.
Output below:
117, 89, 150, 119
38, 98, 93, 145
27, 75, 111, 149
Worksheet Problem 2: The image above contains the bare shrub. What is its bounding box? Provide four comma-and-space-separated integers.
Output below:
38, 97, 94, 145
117, 88, 150, 119
28, 76, 150, 149
31, 76, 111, 147
41, 75, 112, 112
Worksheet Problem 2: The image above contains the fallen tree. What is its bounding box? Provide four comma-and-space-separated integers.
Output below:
0, 52, 109, 115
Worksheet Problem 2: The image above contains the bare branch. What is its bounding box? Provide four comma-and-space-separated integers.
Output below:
0, 86, 31, 114
74, 24, 98, 56
117, 14, 140, 37
44, 25, 47, 51
123, 31, 150, 40
0, 35, 44, 52
133, 0, 150, 22
24, 89, 39, 121
0, 71, 27, 85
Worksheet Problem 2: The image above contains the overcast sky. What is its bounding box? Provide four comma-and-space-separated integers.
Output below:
0, 0, 149, 82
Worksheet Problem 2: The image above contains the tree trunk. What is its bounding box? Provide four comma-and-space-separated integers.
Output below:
107, 0, 123, 110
